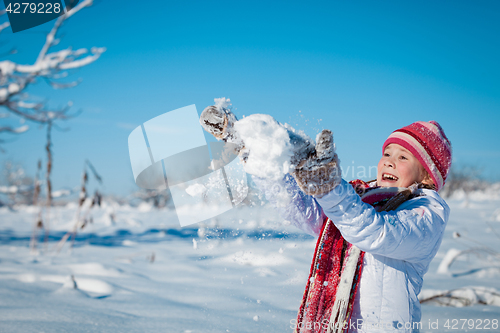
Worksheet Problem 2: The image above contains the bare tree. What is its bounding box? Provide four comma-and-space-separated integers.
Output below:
0, 160, 34, 204
0, 0, 105, 150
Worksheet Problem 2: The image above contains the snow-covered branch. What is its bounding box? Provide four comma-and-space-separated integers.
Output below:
36, 0, 94, 63
0, 0, 105, 141
420, 286, 500, 307
0, 21, 10, 34
0, 124, 28, 133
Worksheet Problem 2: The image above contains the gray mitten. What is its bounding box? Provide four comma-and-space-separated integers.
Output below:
199, 98, 247, 159
293, 130, 342, 197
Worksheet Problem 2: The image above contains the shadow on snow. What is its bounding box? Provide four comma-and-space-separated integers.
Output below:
0, 227, 313, 247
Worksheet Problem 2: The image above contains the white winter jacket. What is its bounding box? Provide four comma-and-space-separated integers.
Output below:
253, 175, 450, 333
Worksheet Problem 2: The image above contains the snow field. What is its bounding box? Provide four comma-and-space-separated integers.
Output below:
0, 192, 499, 332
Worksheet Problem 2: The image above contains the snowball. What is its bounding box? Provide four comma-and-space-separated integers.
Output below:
185, 183, 207, 198
234, 114, 293, 181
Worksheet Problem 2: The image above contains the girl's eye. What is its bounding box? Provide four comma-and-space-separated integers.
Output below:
384, 153, 390, 157
400, 155, 407, 160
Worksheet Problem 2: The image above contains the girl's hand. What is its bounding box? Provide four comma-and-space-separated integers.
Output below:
292, 130, 342, 197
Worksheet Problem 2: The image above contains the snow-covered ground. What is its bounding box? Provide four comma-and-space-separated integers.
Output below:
1, 190, 499, 332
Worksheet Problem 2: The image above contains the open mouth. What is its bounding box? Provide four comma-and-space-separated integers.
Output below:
382, 173, 399, 181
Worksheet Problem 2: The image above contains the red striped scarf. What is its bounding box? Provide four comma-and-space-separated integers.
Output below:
294, 180, 417, 333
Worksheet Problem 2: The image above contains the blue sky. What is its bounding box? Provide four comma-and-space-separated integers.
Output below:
1, 0, 499, 196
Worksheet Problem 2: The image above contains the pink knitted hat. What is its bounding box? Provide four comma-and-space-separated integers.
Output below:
382, 121, 452, 191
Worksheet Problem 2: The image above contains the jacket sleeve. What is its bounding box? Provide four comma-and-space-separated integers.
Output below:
252, 174, 325, 237
315, 179, 450, 263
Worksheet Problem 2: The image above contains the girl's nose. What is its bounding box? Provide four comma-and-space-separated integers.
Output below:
384, 159, 394, 168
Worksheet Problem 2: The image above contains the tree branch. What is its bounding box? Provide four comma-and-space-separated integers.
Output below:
0, 125, 28, 133
0, 0, 104, 149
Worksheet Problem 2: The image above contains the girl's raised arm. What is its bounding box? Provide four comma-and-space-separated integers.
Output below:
252, 174, 326, 237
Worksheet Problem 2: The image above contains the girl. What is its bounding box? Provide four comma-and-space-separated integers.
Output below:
255, 120, 452, 333
200, 103, 452, 332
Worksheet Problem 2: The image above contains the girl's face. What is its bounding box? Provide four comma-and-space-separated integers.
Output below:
377, 144, 427, 188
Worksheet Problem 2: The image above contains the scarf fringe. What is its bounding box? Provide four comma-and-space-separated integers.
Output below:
326, 245, 361, 333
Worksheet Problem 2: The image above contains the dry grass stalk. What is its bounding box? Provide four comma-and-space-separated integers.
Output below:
114, 252, 156, 264
85, 159, 103, 185
420, 287, 500, 307
70, 190, 101, 248
29, 160, 43, 253
420, 290, 476, 307
43, 122, 52, 248
55, 160, 102, 253
55, 168, 87, 253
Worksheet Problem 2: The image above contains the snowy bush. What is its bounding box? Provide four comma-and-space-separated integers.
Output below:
0, 160, 34, 205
